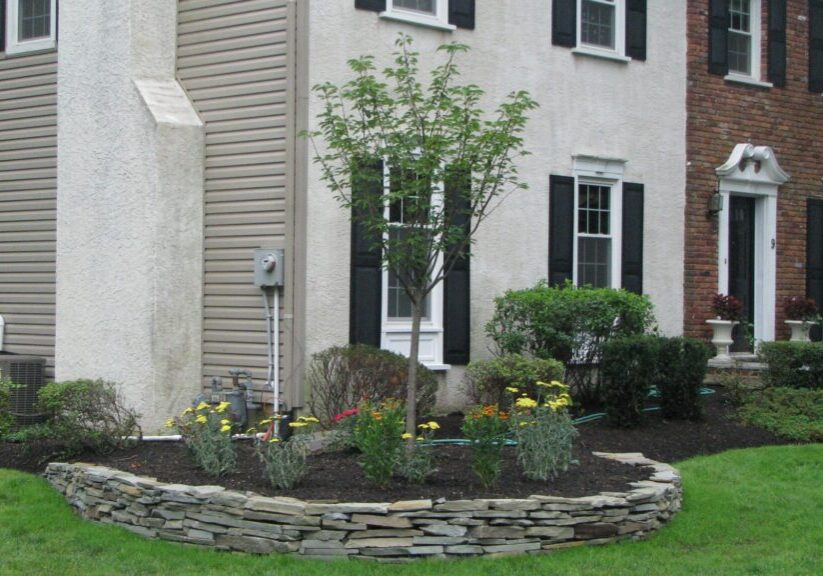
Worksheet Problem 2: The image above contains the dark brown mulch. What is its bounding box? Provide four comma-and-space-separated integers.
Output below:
0, 388, 792, 502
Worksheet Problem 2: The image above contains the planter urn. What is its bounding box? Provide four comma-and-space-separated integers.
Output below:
706, 319, 738, 360
784, 320, 817, 342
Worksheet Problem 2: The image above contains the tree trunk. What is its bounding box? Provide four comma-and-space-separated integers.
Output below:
405, 295, 423, 445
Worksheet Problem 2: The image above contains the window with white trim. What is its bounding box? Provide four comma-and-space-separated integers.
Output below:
727, 0, 761, 80
381, 164, 445, 368
381, 0, 454, 30
5, 0, 57, 55
577, 0, 625, 57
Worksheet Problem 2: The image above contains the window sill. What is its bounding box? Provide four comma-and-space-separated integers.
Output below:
423, 363, 451, 372
379, 11, 456, 32
571, 47, 631, 64
724, 74, 773, 89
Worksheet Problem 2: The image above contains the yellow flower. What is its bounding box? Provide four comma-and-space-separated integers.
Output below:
220, 424, 231, 433
418, 423, 430, 430
164, 418, 175, 429
195, 415, 208, 425
416, 436, 424, 441
426, 421, 440, 430
289, 421, 308, 428
245, 428, 257, 435
297, 416, 319, 424
220, 419, 231, 426
215, 401, 231, 413
196, 401, 210, 411
515, 397, 538, 409
505, 386, 520, 393
401, 432, 413, 440
536, 381, 550, 388
269, 438, 281, 443
259, 418, 273, 426
183, 407, 194, 415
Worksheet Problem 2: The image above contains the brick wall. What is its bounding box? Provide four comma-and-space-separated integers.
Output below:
685, 0, 823, 340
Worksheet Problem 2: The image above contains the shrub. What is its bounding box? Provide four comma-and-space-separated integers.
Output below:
462, 404, 510, 488
759, 342, 823, 390
737, 387, 823, 441
0, 377, 14, 438
306, 344, 437, 428
783, 296, 820, 321
655, 337, 712, 421
486, 281, 655, 405
352, 398, 405, 487
463, 354, 564, 408
38, 379, 141, 454
508, 381, 577, 481
711, 293, 743, 321
396, 420, 440, 484
253, 415, 319, 489
170, 401, 235, 477
601, 335, 660, 428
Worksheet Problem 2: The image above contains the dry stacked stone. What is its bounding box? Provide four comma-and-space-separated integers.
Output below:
44, 452, 681, 561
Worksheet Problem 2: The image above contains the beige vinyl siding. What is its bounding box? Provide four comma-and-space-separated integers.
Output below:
178, 0, 294, 402
0, 51, 57, 376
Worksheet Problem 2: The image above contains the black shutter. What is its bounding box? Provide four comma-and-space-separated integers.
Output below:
621, 183, 644, 294
625, 0, 647, 61
768, 0, 787, 87
807, 200, 823, 341
709, 0, 729, 75
552, 0, 577, 48
810, 0, 823, 92
448, 0, 475, 29
355, 0, 386, 12
0, 1, 5, 53
350, 161, 384, 347
549, 175, 575, 286
443, 169, 471, 365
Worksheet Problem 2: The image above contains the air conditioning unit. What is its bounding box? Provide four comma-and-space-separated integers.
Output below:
0, 353, 47, 429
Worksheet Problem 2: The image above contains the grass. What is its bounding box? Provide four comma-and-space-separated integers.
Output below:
1, 444, 822, 575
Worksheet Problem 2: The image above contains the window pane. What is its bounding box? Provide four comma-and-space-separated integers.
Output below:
388, 269, 430, 319
19, 0, 51, 41
581, 0, 615, 49
578, 184, 611, 235
728, 31, 751, 75
578, 237, 611, 288
394, 0, 435, 15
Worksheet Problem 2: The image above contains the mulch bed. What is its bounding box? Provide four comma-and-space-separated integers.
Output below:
0, 388, 791, 502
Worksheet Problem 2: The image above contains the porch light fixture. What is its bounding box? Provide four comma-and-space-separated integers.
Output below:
707, 191, 724, 217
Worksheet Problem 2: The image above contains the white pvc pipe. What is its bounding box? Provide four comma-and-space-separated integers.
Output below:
129, 433, 263, 442
0, 314, 5, 351
273, 288, 280, 436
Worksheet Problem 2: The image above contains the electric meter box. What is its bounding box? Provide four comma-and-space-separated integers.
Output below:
254, 248, 285, 287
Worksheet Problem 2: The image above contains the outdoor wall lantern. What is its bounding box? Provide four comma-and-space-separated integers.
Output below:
707, 192, 724, 217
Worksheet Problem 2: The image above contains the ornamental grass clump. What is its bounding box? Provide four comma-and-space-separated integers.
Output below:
169, 401, 235, 477
253, 415, 319, 489
352, 398, 405, 487
397, 420, 440, 484
462, 404, 509, 488
508, 381, 577, 481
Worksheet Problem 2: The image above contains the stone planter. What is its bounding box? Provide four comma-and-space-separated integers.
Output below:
785, 319, 817, 342
706, 319, 738, 360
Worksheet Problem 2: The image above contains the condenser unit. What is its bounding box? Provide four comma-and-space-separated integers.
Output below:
0, 353, 47, 429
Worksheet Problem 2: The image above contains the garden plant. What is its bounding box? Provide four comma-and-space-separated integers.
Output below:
253, 415, 319, 489
461, 404, 510, 488
169, 401, 235, 477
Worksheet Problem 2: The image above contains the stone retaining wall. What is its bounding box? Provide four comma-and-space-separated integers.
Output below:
44, 452, 681, 561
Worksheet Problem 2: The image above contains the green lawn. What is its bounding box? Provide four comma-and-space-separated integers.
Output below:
2, 444, 822, 575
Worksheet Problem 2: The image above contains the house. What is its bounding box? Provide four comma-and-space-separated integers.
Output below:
14, 0, 811, 431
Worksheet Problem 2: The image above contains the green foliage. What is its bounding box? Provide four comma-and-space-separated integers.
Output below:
170, 401, 235, 477
736, 387, 823, 441
352, 398, 405, 487
655, 337, 712, 421
253, 416, 319, 490
601, 335, 660, 428
307, 33, 537, 439
508, 381, 577, 481
758, 342, 823, 389
461, 404, 510, 488
396, 420, 440, 484
0, 377, 14, 438
486, 281, 655, 405
37, 379, 141, 454
306, 344, 437, 428
462, 354, 564, 408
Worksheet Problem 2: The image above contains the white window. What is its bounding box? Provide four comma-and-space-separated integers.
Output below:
380, 164, 446, 368
5, 0, 57, 55
572, 156, 624, 289
726, 0, 762, 81
577, 0, 625, 58
381, 0, 455, 31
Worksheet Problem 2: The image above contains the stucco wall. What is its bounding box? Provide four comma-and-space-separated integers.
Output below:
55, 0, 205, 431
302, 1, 687, 410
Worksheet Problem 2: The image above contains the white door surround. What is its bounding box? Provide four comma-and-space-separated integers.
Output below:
715, 144, 789, 345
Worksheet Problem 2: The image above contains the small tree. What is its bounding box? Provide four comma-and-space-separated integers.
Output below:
307, 34, 537, 440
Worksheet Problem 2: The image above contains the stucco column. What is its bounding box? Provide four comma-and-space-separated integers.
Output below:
55, 1, 205, 432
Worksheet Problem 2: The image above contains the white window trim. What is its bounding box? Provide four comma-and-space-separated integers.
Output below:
380, 0, 456, 32
576, 0, 626, 59
715, 143, 789, 346
379, 161, 447, 369
572, 156, 625, 290
5, 0, 58, 55
726, 0, 762, 81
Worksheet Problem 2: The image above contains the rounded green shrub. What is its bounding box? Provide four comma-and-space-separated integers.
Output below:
462, 354, 564, 408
